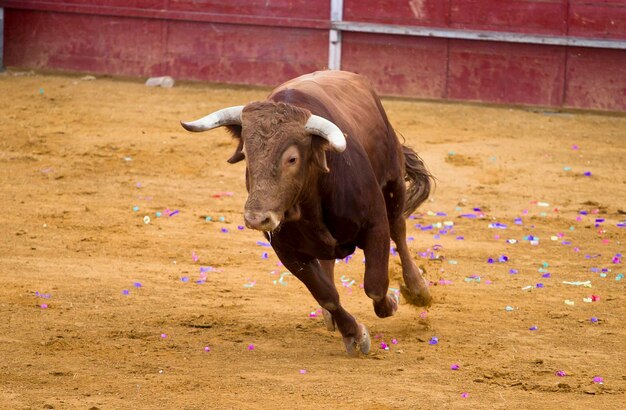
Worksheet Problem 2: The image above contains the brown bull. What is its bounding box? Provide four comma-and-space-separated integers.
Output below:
181, 70, 433, 356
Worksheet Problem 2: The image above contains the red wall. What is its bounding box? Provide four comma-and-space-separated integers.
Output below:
2, 0, 625, 111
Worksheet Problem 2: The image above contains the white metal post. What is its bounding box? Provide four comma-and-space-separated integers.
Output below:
328, 0, 343, 70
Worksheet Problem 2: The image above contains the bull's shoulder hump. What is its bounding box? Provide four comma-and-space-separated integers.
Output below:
272, 70, 371, 95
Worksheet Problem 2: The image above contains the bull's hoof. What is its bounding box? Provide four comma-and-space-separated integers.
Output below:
400, 284, 432, 308
321, 308, 336, 331
343, 323, 371, 357
373, 293, 398, 318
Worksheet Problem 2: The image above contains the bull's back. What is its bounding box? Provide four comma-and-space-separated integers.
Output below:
269, 71, 401, 186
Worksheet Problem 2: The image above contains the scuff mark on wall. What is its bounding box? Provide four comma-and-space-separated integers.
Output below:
408, 0, 425, 20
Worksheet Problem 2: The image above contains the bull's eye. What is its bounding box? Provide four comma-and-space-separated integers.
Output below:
282, 146, 300, 169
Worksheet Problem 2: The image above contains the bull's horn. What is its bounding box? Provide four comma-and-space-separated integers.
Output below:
180, 105, 244, 132
305, 115, 347, 152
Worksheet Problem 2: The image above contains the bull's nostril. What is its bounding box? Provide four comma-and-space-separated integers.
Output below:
244, 211, 276, 230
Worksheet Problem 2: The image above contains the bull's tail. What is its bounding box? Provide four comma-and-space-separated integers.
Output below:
402, 145, 434, 218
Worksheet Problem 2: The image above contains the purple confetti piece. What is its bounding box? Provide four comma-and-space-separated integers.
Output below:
509, 269, 519, 274
133, 282, 142, 288
529, 326, 538, 331
429, 336, 439, 345
556, 370, 567, 377
451, 364, 460, 370
122, 289, 130, 295
590, 317, 599, 323
169, 210, 180, 217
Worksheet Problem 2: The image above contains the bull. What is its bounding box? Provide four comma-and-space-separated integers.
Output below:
181, 70, 433, 356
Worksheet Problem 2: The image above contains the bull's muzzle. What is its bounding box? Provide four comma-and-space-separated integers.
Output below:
244, 210, 280, 232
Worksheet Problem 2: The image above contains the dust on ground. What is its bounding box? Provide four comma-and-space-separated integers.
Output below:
1, 71, 625, 409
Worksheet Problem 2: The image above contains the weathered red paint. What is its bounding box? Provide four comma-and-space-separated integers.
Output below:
341, 32, 448, 99
570, 1, 626, 39
447, 40, 567, 106
565, 47, 626, 110
450, 0, 568, 35
343, 0, 449, 27
1, 0, 625, 111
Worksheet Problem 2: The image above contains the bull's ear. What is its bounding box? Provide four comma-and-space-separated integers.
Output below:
225, 125, 245, 164
311, 136, 330, 173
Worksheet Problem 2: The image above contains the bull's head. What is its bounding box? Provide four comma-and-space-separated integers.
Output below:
181, 102, 346, 232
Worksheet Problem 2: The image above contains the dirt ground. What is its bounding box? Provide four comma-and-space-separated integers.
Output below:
1, 70, 625, 410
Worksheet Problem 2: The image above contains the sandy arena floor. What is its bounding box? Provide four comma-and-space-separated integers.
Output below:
0, 70, 625, 409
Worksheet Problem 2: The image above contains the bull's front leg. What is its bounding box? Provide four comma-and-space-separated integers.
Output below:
272, 246, 371, 356
360, 218, 398, 318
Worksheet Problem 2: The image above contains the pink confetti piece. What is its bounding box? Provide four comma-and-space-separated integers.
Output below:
593, 376, 604, 384
204, 346, 211, 352
247, 344, 255, 351
40, 303, 48, 309
556, 370, 567, 377
451, 364, 460, 370
461, 392, 469, 398
299, 369, 307, 374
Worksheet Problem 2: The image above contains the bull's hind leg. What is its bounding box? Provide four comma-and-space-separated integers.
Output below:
390, 215, 432, 307
273, 249, 370, 356
385, 182, 432, 307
